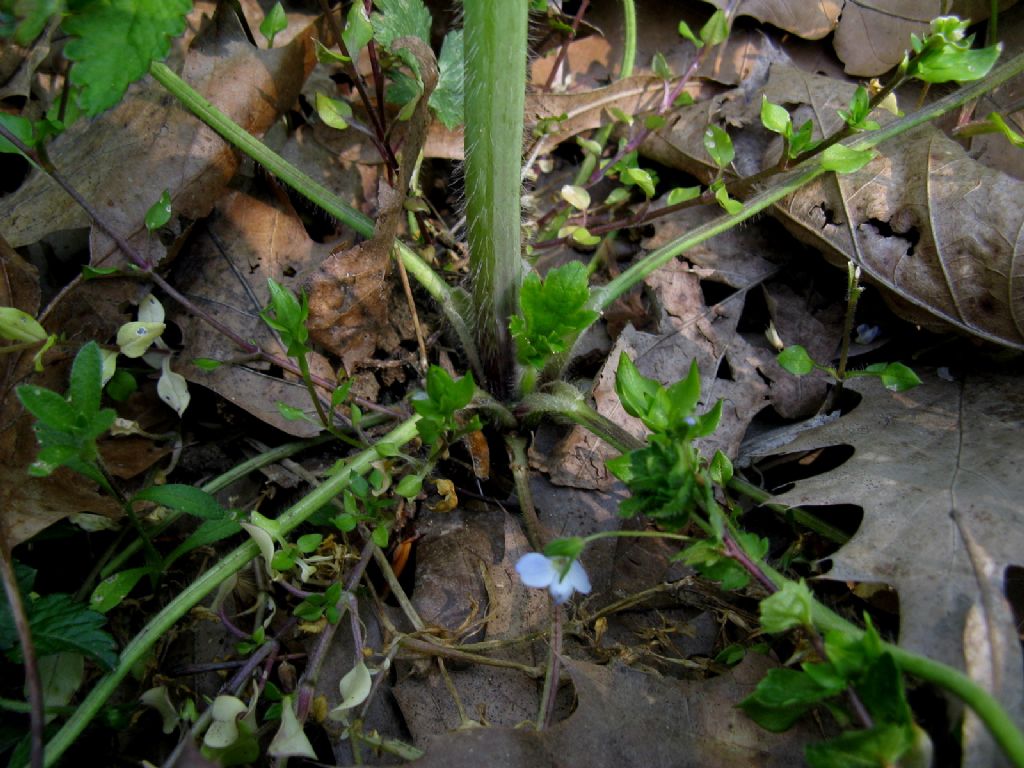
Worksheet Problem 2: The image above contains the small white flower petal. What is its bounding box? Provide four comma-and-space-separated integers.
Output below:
515, 553, 557, 588
548, 576, 576, 604
564, 560, 591, 596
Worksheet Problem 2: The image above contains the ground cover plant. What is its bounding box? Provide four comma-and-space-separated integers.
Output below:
1, 0, 1024, 766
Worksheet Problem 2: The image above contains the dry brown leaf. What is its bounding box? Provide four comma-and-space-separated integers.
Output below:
405, 655, 820, 768
0, 4, 319, 269
705, 0, 842, 40
169, 188, 333, 437
779, 125, 1024, 349
833, 0, 936, 76
748, 372, 1024, 741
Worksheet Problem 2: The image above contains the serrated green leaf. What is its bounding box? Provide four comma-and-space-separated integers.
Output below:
739, 667, 841, 732
371, 0, 431, 49
760, 579, 814, 634
777, 345, 814, 375
259, 2, 287, 47
510, 262, 598, 368
62, 0, 191, 116
0, 307, 47, 343
89, 567, 153, 613
805, 723, 916, 768
820, 144, 875, 174
8, 594, 117, 669
133, 484, 227, 520
429, 28, 464, 129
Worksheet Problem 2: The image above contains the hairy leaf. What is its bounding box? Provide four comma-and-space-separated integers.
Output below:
371, 0, 431, 49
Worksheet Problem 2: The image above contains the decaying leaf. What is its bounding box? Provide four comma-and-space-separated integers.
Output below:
748, 372, 1024, 739
0, 4, 320, 268
705, 0, 842, 41
405, 655, 820, 768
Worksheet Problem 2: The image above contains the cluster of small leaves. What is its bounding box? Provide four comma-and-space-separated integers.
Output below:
777, 346, 921, 392
760, 97, 816, 160
509, 262, 598, 370
333, 469, 396, 548
261, 279, 310, 359
0, 562, 117, 669
1, 0, 191, 117
410, 365, 478, 445
605, 356, 722, 528
294, 582, 344, 624
836, 87, 880, 133
16, 341, 116, 483
271, 533, 323, 574
904, 15, 1001, 84
743, 595, 926, 768
702, 126, 743, 213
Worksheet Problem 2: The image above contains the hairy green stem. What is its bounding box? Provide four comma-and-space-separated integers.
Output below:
41, 417, 420, 767
463, 0, 528, 396
148, 61, 481, 378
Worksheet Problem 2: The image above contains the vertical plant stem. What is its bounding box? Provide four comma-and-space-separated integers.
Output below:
0, 535, 43, 768
537, 604, 563, 730
463, 0, 528, 396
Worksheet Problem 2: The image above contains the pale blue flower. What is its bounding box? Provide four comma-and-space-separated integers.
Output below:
515, 553, 591, 604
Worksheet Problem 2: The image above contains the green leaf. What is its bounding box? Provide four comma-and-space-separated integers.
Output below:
621, 166, 655, 197
8, 594, 117, 669
699, 9, 729, 47
371, 524, 389, 548
7, 0, 63, 46
651, 51, 673, 80
560, 184, 590, 211
911, 43, 1001, 84
567, 226, 601, 247
395, 475, 422, 499
0, 112, 36, 155
144, 189, 172, 232
315, 38, 350, 64
713, 181, 742, 214
133, 484, 227, 520
259, 2, 288, 47
62, 0, 191, 115
777, 345, 814, 375
614, 353, 660, 423
861, 362, 921, 392
820, 144, 875, 174
805, 723, 916, 768
510, 262, 598, 369
315, 92, 353, 130
430, 28, 464, 129
740, 667, 843, 732
703, 124, 734, 168
17, 385, 76, 431
666, 186, 701, 206
677, 19, 701, 48
709, 450, 733, 486
69, 340, 103, 417
117, 321, 165, 358
342, 2, 373, 58
192, 357, 222, 371
89, 567, 153, 613
0, 307, 47, 343
542, 536, 584, 560
985, 112, 1024, 147
297, 533, 323, 554
276, 402, 309, 422
371, 0, 432, 49
665, 360, 701, 420
760, 579, 814, 634
760, 96, 791, 136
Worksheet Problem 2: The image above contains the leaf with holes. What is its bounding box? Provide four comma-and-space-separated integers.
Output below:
749, 372, 1024, 762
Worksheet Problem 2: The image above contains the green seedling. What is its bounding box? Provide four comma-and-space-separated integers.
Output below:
259, 2, 288, 48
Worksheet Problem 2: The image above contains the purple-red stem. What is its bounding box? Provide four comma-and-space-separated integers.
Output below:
542, 0, 591, 92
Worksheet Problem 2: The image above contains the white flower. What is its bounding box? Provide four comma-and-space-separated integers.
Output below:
515, 553, 591, 604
